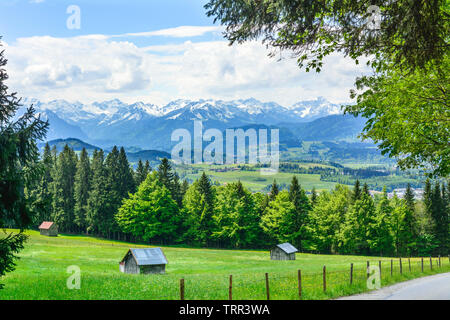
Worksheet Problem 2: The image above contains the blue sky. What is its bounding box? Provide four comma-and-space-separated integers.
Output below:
1, 0, 216, 44
0, 0, 369, 106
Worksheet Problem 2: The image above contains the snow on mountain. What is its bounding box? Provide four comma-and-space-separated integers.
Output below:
289, 97, 342, 120
21, 96, 346, 149
24, 96, 343, 126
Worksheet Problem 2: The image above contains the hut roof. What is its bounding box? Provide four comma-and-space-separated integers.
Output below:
276, 243, 298, 254
39, 221, 54, 230
121, 248, 168, 266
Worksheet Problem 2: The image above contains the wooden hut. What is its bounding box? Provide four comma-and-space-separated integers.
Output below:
270, 243, 298, 260
119, 248, 168, 274
39, 221, 58, 237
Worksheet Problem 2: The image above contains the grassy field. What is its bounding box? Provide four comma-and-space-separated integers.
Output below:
0, 230, 448, 300
179, 164, 338, 192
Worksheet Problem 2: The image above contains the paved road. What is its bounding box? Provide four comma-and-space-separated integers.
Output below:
338, 272, 450, 300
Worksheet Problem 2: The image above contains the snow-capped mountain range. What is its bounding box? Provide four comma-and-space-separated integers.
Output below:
22, 97, 347, 150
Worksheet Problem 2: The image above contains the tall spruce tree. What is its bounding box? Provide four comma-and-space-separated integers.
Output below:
86, 149, 109, 236
27, 143, 54, 226
404, 183, 416, 213
310, 187, 318, 207
51, 145, 77, 232
269, 180, 279, 201
403, 183, 417, 254
118, 147, 136, 197
134, 159, 151, 187
352, 180, 362, 203
0, 38, 48, 288
157, 158, 182, 206
362, 183, 370, 196
430, 182, 448, 255
74, 148, 91, 233
288, 176, 312, 251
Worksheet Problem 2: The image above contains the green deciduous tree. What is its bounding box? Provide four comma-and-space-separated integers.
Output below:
115, 172, 180, 243
345, 56, 449, 177
214, 181, 261, 248
308, 185, 351, 254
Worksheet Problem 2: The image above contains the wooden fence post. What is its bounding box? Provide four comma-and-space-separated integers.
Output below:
421, 257, 424, 272
180, 278, 185, 300
438, 256, 441, 268
323, 266, 326, 292
367, 261, 370, 279
430, 256, 432, 270
350, 263, 353, 285
399, 258, 402, 275
390, 259, 393, 276
298, 270, 302, 300
265, 273, 270, 300
379, 260, 382, 278
229, 275, 232, 300
408, 258, 411, 272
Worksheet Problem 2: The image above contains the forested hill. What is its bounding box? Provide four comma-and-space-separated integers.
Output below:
38, 138, 170, 164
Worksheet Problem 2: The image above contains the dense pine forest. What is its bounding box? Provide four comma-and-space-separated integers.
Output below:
15, 143, 449, 257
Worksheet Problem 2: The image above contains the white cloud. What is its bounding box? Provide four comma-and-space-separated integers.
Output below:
119, 26, 223, 38
3, 30, 370, 107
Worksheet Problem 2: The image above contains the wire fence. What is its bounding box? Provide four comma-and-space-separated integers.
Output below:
175, 255, 450, 300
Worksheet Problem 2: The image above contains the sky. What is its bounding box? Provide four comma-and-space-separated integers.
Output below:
0, 0, 371, 106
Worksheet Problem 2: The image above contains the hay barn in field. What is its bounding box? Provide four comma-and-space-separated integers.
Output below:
119, 248, 168, 274
270, 243, 298, 260
39, 221, 58, 237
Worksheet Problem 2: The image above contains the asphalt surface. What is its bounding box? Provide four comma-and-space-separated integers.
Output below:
338, 272, 450, 300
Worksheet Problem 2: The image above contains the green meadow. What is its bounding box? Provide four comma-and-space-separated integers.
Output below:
0, 230, 448, 300
180, 165, 338, 192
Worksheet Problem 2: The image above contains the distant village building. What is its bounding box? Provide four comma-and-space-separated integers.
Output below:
270, 243, 298, 260
119, 248, 168, 274
388, 188, 424, 200
39, 221, 58, 237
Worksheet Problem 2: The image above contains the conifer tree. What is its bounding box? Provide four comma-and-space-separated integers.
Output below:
51, 145, 77, 232
135, 159, 151, 187
86, 150, 109, 236
288, 176, 312, 251
430, 182, 448, 255
362, 183, 370, 196
74, 148, 91, 232
118, 147, 136, 197
352, 179, 362, 203
181, 179, 189, 199
0, 39, 49, 288
27, 143, 54, 225
269, 180, 279, 201
157, 158, 182, 206
404, 183, 415, 214
310, 187, 318, 207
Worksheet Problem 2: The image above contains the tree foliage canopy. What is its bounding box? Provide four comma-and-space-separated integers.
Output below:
345, 56, 449, 177
205, 0, 449, 72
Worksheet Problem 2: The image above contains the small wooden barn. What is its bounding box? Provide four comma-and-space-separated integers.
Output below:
270, 243, 298, 260
119, 248, 168, 274
39, 221, 58, 237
